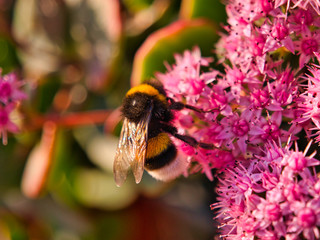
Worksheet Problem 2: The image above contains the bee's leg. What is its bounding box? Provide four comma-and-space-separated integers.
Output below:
174, 133, 214, 149
160, 123, 214, 149
167, 97, 218, 113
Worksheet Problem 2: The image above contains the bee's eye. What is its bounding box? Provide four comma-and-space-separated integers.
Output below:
132, 99, 137, 106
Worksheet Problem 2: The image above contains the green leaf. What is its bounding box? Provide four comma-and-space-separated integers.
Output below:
123, 0, 155, 12
36, 74, 61, 113
71, 168, 138, 210
0, 37, 20, 73
131, 19, 219, 85
47, 130, 78, 205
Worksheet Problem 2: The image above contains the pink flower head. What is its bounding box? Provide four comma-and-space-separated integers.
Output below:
248, 112, 290, 144
267, 69, 298, 113
294, 28, 320, 68
259, 0, 275, 14
0, 70, 26, 144
287, 199, 320, 239
298, 207, 317, 228
0, 72, 26, 104
281, 141, 319, 172
250, 88, 270, 110
216, 113, 251, 153
289, 8, 315, 31
224, 65, 260, 102
262, 18, 295, 53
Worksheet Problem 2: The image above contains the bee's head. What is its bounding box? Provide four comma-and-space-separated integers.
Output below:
122, 93, 153, 122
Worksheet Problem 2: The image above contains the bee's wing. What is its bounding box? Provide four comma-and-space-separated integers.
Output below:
130, 106, 152, 184
113, 105, 152, 186
113, 117, 133, 187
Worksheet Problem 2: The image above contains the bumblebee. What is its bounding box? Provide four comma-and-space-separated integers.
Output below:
113, 79, 213, 187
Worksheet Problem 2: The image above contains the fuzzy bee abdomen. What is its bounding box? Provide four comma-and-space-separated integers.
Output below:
145, 133, 177, 170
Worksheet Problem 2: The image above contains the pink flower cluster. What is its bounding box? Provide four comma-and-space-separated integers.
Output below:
211, 141, 320, 239
0, 70, 26, 144
155, 0, 320, 239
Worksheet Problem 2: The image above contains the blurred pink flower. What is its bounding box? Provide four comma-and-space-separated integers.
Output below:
0, 72, 26, 104
0, 70, 26, 144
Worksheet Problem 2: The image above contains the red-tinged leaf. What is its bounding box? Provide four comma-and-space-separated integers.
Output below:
131, 19, 219, 86
179, 0, 226, 23
21, 121, 57, 198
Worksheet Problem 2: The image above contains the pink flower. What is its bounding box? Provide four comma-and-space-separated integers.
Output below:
250, 88, 270, 110
224, 65, 260, 102
287, 200, 320, 239
0, 72, 26, 104
216, 113, 251, 153
288, 8, 316, 32
282, 150, 319, 172
267, 69, 298, 112
264, 19, 295, 53
0, 70, 26, 144
294, 28, 320, 68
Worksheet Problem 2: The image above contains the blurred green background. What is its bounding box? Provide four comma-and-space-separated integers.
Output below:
0, 0, 226, 239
